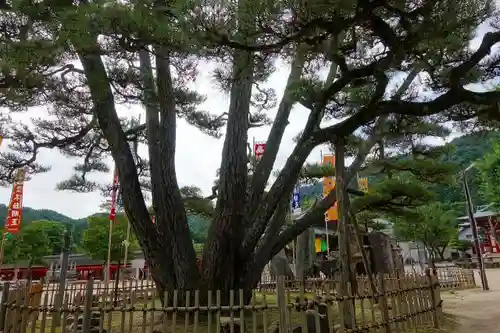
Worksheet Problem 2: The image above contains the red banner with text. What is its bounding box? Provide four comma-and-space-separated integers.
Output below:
254, 142, 266, 160
109, 168, 119, 222
6, 169, 26, 233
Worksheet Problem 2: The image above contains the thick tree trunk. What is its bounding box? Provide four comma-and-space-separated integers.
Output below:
335, 137, 355, 328
77, 47, 177, 290
201, 49, 253, 292
154, 48, 200, 289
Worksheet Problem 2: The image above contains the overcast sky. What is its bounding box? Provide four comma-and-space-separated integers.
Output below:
0, 60, 332, 219
0, 18, 495, 219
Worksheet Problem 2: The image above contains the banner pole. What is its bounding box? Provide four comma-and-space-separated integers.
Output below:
0, 231, 6, 275
106, 167, 119, 289
122, 219, 131, 277
321, 151, 330, 259
105, 219, 113, 288
122, 116, 139, 279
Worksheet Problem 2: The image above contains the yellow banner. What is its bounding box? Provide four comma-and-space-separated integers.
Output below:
315, 238, 321, 253
322, 155, 338, 222
358, 177, 369, 192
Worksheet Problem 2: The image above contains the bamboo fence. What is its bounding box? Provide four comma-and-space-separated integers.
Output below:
0, 267, 476, 333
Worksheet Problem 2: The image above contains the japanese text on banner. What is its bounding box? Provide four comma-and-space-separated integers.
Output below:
6, 169, 26, 233
358, 177, 369, 192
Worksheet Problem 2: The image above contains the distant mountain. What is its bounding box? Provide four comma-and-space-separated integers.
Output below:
298, 131, 500, 207
436, 131, 500, 206
0, 202, 210, 247
0, 203, 78, 226
2, 131, 495, 246
0, 203, 89, 243
299, 183, 322, 200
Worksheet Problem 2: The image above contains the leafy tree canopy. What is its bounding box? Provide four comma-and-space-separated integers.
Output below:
393, 203, 459, 261
1, 0, 500, 297
477, 140, 500, 209
434, 131, 500, 207
2, 220, 62, 264
81, 214, 139, 262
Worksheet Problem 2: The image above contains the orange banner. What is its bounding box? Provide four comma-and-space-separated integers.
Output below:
6, 169, 26, 234
322, 155, 338, 222
358, 177, 369, 192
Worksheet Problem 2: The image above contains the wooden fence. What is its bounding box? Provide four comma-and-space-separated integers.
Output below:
0, 269, 465, 333
258, 267, 476, 292
434, 267, 476, 290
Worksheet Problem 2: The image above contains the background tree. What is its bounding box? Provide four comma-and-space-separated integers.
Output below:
3, 223, 53, 264
477, 140, 500, 209
435, 131, 500, 207
27, 220, 66, 254
450, 239, 474, 254
1, 0, 500, 303
81, 215, 139, 262
393, 203, 459, 261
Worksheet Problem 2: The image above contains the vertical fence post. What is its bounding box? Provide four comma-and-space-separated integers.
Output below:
0, 282, 10, 330
426, 269, 441, 328
378, 274, 392, 333
82, 278, 94, 333
276, 276, 289, 333
469, 269, 476, 287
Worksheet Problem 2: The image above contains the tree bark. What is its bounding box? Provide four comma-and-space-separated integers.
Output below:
247, 49, 306, 220
154, 47, 200, 289
137, 49, 178, 290
77, 48, 173, 290
201, 48, 253, 292
335, 137, 355, 328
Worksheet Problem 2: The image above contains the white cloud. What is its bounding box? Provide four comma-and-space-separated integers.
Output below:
0, 58, 331, 218
1, 18, 496, 219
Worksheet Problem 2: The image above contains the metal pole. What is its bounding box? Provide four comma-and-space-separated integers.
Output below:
463, 172, 489, 291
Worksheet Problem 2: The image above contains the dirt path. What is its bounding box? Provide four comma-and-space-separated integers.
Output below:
441, 269, 500, 332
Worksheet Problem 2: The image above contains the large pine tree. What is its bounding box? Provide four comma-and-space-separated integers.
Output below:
1, 0, 500, 302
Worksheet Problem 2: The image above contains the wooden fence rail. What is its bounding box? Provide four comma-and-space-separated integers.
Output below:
0, 268, 474, 333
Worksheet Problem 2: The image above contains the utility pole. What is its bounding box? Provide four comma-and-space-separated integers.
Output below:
463, 164, 489, 291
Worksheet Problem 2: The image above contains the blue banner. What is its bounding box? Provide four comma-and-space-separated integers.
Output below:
291, 187, 300, 210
